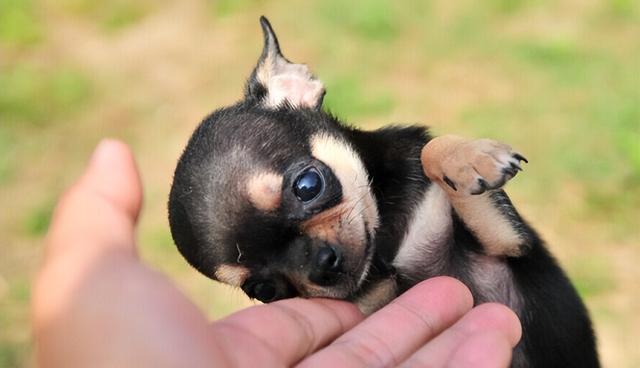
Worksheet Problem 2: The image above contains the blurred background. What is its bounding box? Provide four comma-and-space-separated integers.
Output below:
1, 0, 638, 366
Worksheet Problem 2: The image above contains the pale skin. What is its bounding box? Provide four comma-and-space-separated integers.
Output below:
32, 139, 522, 368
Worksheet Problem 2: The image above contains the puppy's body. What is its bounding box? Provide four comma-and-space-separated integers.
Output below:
169, 18, 599, 367
346, 129, 597, 367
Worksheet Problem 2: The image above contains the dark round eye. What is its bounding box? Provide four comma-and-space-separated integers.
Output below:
252, 282, 276, 303
293, 168, 323, 202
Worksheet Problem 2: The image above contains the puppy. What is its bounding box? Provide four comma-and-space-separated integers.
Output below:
168, 17, 599, 367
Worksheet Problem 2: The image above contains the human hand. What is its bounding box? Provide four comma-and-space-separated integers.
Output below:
32, 140, 521, 367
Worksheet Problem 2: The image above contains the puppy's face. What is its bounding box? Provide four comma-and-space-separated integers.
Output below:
168, 18, 379, 302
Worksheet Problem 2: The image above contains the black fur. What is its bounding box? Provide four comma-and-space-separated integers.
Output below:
168, 17, 599, 368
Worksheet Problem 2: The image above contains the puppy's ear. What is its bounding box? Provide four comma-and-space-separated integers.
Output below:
245, 17, 325, 109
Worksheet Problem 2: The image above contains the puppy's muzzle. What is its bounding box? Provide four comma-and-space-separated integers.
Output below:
309, 245, 343, 286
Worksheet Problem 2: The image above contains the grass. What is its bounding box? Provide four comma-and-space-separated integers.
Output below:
317, 0, 401, 41
571, 257, 616, 299
0, 63, 93, 194
0, 343, 28, 368
1, 1, 639, 366
0, 277, 30, 368
323, 74, 395, 119
607, 0, 638, 18
24, 200, 55, 237
0, 0, 42, 47
0, 64, 92, 126
57, 0, 153, 32
0, 127, 17, 184
211, 0, 256, 18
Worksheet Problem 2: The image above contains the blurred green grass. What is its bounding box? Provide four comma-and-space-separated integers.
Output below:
0, 0, 42, 47
59, 0, 155, 32
1, 0, 638, 367
323, 74, 395, 119
0, 65, 92, 125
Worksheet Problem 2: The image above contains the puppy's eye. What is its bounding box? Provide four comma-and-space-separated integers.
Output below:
293, 168, 323, 202
252, 282, 276, 303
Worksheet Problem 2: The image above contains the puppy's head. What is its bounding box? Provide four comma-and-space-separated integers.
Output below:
169, 17, 379, 303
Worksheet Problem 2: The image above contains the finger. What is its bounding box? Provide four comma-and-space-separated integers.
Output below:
400, 303, 521, 367
446, 331, 512, 368
212, 298, 363, 366
298, 277, 473, 368
45, 139, 143, 260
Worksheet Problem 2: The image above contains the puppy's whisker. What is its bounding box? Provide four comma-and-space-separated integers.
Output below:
348, 205, 370, 225
236, 243, 243, 263
346, 196, 369, 224
344, 202, 359, 224
348, 202, 374, 225
344, 190, 369, 222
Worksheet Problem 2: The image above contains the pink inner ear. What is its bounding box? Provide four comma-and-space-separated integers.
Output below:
265, 63, 325, 108
270, 76, 323, 108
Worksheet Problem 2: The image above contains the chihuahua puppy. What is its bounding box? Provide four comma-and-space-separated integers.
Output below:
169, 17, 599, 367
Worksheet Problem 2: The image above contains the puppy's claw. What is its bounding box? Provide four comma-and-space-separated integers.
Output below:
513, 153, 528, 164
443, 176, 458, 191
471, 178, 489, 195
479, 178, 489, 190
424, 136, 527, 196
502, 166, 517, 178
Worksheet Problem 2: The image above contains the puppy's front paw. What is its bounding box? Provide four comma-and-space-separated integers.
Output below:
421, 135, 527, 196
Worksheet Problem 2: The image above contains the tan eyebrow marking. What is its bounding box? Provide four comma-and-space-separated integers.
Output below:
246, 172, 283, 212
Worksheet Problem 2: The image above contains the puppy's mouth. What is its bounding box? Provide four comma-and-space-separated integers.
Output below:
296, 221, 376, 300
356, 223, 375, 287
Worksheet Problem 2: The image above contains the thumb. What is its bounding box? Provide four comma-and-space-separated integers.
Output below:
45, 139, 143, 261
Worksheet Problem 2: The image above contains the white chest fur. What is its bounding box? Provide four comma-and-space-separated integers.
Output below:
392, 184, 523, 312
393, 184, 453, 275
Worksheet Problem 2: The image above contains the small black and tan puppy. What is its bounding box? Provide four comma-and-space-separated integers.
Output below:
169, 17, 598, 367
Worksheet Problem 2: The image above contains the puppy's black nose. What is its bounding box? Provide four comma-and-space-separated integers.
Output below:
309, 246, 342, 286
316, 246, 341, 271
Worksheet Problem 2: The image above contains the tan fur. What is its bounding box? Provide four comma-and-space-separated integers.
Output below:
301, 206, 347, 245
255, 53, 274, 89
421, 135, 467, 182
354, 279, 397, 315
422, 135, 524, 256
422, 135, 514, 194
473, 153, 504, 183
450, 195, 524, 256
246, 172, 283, 212
214, 265, 250, 287
301, 203, 372, 252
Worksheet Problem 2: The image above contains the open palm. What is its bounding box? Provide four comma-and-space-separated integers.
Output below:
32, 140, 521, 367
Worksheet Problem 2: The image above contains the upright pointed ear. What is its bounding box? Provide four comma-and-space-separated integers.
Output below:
245, 17, 325, 110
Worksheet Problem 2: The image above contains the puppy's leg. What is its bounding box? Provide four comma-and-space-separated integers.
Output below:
421, 135, 531, 257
